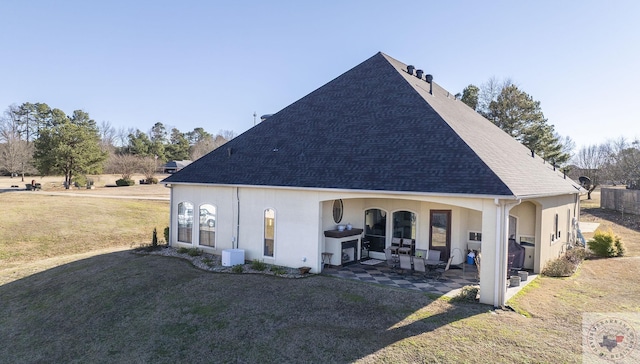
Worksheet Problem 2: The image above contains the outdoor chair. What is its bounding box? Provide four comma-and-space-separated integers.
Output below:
399, 254, 412, 274
427, 249, 441, 261
390, 238, 402, 255
398, 238, 414, 255
413, 257, 427, 278
384, 248, 398, 270
429, 256, 454, 280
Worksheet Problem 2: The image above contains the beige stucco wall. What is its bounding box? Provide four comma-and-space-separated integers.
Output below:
168, 183, 579, 306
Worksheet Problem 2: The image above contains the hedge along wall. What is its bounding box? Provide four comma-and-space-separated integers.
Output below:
601, 188, 640, 215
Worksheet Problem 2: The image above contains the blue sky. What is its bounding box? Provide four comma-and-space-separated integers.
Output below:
1, 1, 637, 150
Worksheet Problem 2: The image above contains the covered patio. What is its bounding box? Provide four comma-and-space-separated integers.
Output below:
321, 260, 537, 301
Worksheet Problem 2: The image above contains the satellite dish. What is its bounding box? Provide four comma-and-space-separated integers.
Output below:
578, 176, 592, 187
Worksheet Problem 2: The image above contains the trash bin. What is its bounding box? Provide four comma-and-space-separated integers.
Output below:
467, 251, 475, 265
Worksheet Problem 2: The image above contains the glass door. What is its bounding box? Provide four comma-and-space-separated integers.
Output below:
429, 210, 451, 261
364, 209, 387, 258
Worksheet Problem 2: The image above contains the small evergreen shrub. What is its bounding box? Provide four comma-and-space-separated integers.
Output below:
116, 178, 135, 186
587, 229, 625, 257
73, 175, 87, 186
232, 265, 244, 273
163, 226, 169, 243
251, 259, 267, 271
152, 228, 158, 247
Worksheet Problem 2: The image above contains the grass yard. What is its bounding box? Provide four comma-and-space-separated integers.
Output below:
0, 186, 639, 363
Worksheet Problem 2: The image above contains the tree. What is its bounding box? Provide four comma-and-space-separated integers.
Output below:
460, 84, 479, 110
185, 127, 212, 145
0, 108, 35, 179
573, 144, 606, 199
601, 137, 640, 188
105, 153, 140, 181
127, 129, 152, 156
138, 155, 160, 181
486, 84, 570, 165
165, 128, 190, 161
33, 110, 107, 188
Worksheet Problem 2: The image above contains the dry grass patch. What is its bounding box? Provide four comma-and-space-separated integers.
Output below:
0, 193, 168, 269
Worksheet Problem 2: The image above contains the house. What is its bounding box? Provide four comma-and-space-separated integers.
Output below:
162, 52, 583, 307
163, 160, 192, 174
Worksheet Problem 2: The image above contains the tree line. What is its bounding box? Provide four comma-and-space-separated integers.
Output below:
458, 79, 639, 190
0, 102, 235, 187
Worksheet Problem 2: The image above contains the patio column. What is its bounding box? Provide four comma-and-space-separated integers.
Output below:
478, 201, 499, 306
479, 198, 521, 307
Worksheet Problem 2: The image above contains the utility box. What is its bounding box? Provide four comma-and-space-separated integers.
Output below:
222, 249, 245, 267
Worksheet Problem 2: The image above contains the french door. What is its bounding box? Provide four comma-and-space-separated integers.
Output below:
429, 210, 451, 261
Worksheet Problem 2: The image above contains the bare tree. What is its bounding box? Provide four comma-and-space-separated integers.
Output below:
573, 144, 606, 199
105, 153, 140, 180
0, 106, 36, 180
190, 134, 229, 161
138, 155, 160, 182
99, 120, 117, 152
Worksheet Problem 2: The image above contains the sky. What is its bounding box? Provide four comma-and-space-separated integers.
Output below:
1, 1, 638, 151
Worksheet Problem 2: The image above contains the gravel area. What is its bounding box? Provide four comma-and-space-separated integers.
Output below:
134, 246, 310, 278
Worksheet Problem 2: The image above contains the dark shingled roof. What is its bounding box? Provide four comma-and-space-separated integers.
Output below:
164, 52, 580, 198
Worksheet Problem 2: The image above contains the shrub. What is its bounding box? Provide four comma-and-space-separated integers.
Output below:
587, 229, 625, 257
73, 175, 87, 186
450, 285, 479, 302
152, 228, 158, 247
542, 258, 576, 277
145, 177, 159, 184
565, 247, 588, 264
232, 265, 244, 273
251, 259, 267, 271
187, 248, 201, 257
163, 226, 169, 244
177, 247, 189, 254
542, 247, 587, 277
270, 266, 286, 275
116, 178, 135, 186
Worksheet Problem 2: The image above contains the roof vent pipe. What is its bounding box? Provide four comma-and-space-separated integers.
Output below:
407, 65, 415, 75
416, 69, 424, 79
425, 74, 433, 95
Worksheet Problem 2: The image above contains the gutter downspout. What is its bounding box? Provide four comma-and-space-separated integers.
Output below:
493, 198, 522, 308
236, 187, 240, 249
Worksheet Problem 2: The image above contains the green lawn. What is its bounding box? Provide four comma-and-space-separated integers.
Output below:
0, 190, 638, 363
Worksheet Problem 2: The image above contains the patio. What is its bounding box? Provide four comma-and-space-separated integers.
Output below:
322, 259, 537, 301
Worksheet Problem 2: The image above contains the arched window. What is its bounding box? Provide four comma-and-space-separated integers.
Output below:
199, 204, 216, 247
392, 210, 416, 239
264, 208, 275, 257
177, 201, 194, 243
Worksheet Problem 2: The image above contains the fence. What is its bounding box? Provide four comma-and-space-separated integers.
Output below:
600, 187, 640, 215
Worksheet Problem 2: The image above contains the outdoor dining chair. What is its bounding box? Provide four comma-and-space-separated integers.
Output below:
384, 248, 398, 270
390, 238, 402, 255
399, 254, 413, 274
413, 256, 427, 278
398, 238, 414, 255
430, 256, 454, 280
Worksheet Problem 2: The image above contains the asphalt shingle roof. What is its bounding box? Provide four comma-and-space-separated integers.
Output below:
164, 52, 581, 198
